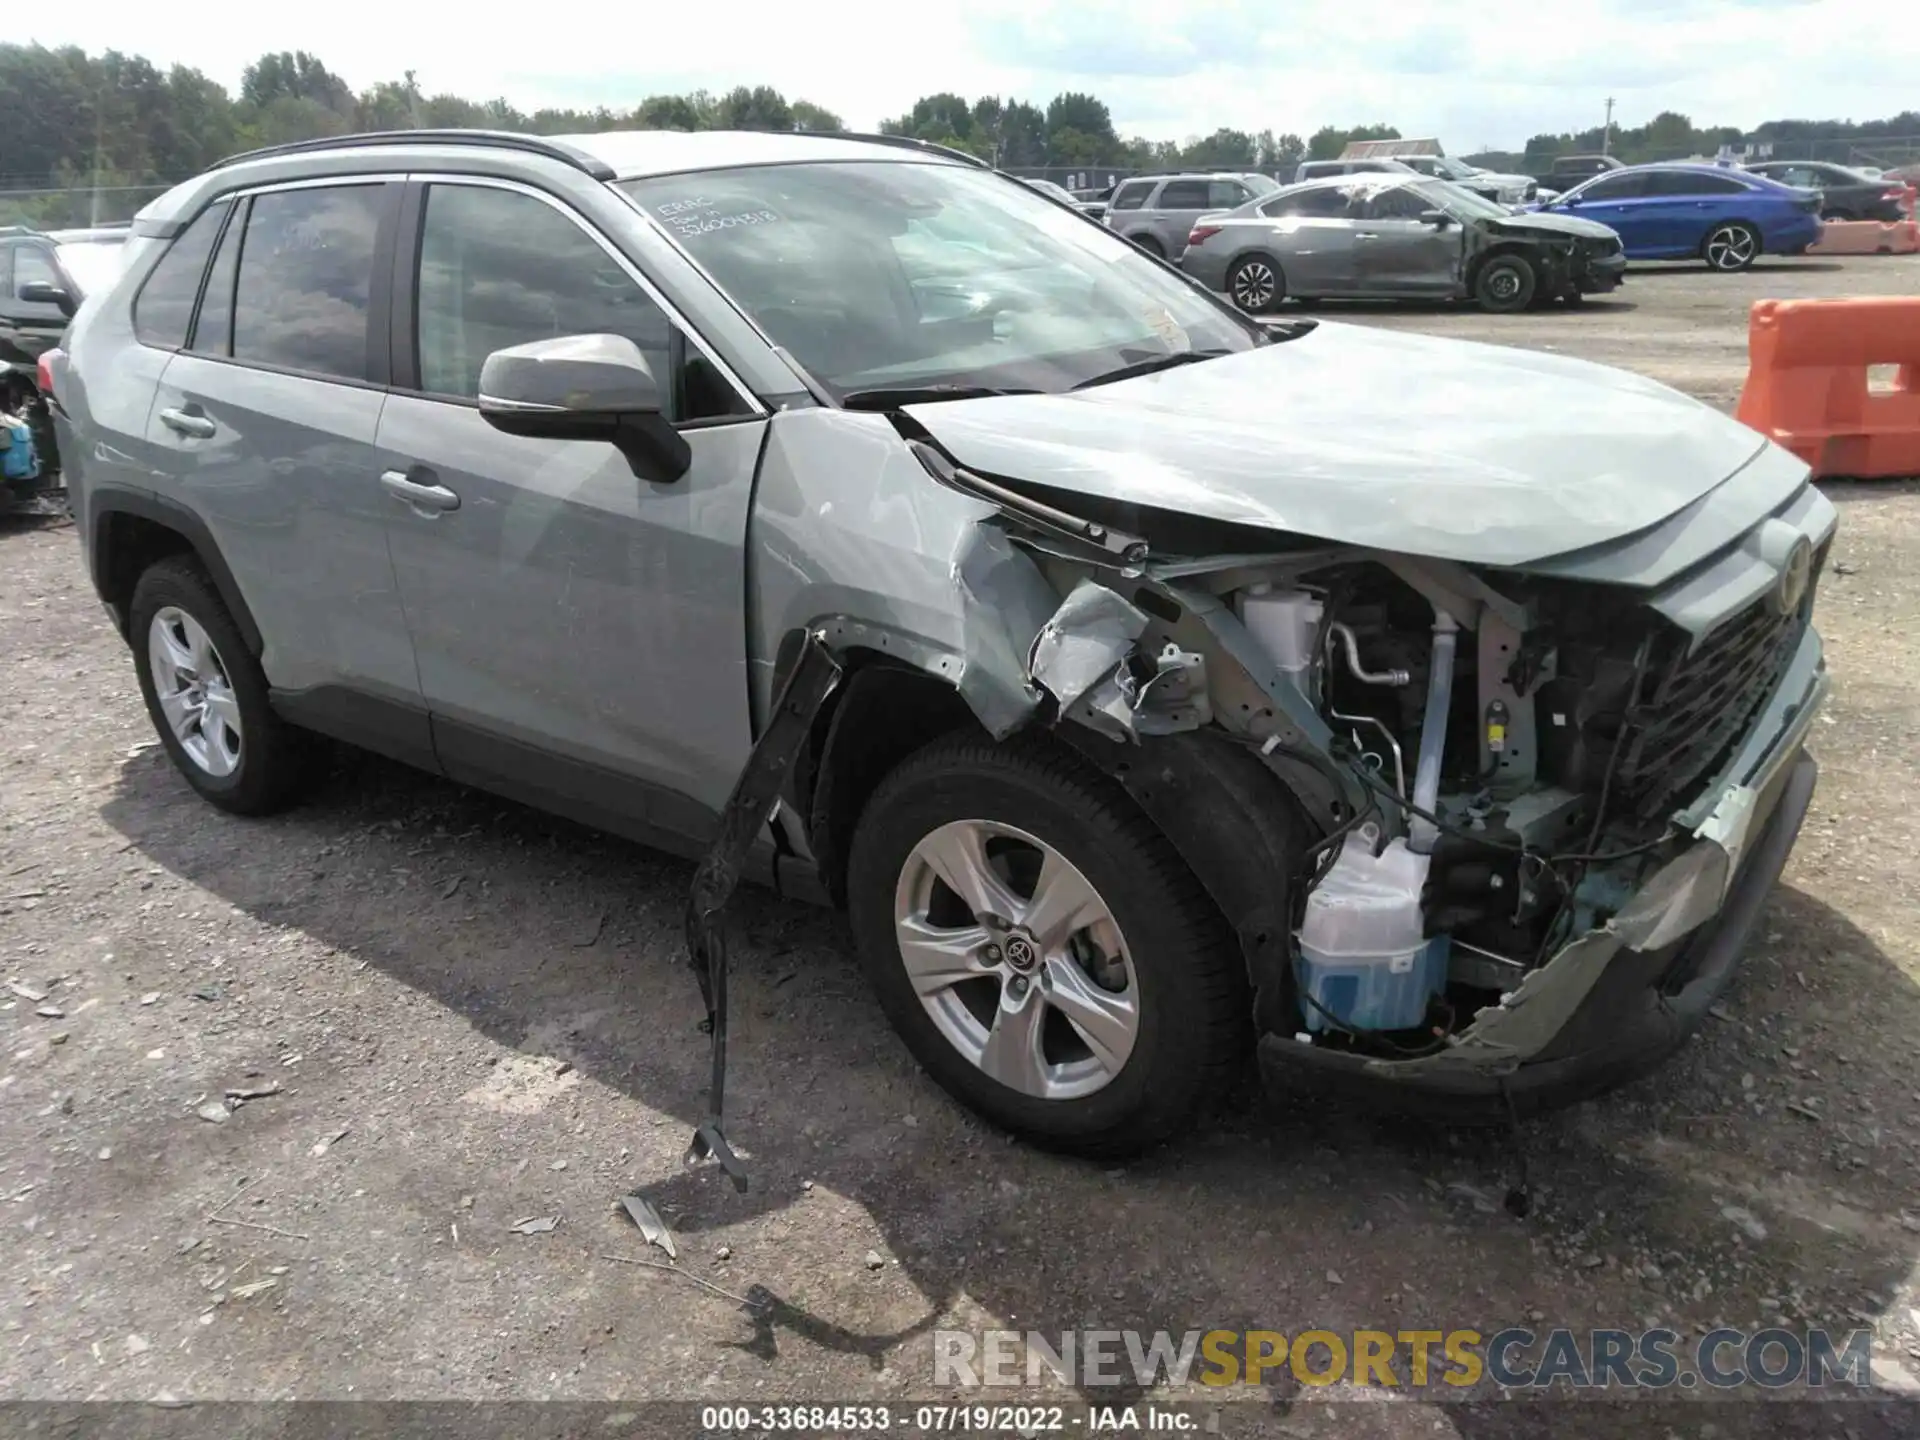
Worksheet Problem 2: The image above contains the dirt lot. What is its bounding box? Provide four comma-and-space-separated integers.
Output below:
5, 255, 1920, 1430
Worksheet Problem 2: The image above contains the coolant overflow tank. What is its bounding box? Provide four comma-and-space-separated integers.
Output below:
1295, 824, 1449, 1034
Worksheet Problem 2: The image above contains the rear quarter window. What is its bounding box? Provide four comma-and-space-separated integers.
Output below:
133, 202, 230, 350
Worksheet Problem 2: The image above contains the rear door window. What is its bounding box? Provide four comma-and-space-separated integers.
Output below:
133, 201, 230, 350
1156, 180, 1210, 209
231, 184, 390, 382
1645, 171, 1746, 197
1263, 187, 1357, 219
1574, 172, 1649, 202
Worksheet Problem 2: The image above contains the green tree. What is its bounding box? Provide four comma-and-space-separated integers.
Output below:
715, 85, 794, 132
1045, 92, 1119, 162
790, 100, 844, 133
1184, 127, 1257, 168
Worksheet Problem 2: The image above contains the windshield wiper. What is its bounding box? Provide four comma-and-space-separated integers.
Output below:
1070, 349, 1232, 390
841, 384, 1039, 411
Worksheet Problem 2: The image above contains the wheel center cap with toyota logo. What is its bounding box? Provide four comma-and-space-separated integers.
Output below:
1003, 934, 1040, 972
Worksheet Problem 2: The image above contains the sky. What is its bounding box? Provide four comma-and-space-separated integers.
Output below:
26, 0, 1920, 151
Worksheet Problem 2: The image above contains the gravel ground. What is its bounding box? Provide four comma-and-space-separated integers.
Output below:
4, 254, 1920, 1430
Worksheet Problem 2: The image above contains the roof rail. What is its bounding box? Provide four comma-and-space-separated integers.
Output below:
832, 132, 991, 169
209, 129, 618, 181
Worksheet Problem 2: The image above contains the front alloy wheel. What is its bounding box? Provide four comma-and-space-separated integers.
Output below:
894, 819, 1139, 1100
1703, 222, 1759, 271
846, 736, 1250, 1156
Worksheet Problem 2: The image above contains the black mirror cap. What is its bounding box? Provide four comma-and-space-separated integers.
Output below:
18, 279, 76, 317
477, 333, 690, 483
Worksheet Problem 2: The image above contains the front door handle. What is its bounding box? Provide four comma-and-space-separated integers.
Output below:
380, 468, 460, 514
158, 406, 216, 439
1354, 232, 1379, 241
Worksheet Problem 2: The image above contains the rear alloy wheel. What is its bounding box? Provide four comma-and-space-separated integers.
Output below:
130, 556, 320, 815
1227, 255, 1285, 313
1474, 254, 1537, 313
1703, 222, 1760, 272
847, 736, 1246, 1156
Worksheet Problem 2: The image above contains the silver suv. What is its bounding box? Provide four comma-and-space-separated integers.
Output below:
1102, 171, 1281, 259
51, 128, 1831, 1158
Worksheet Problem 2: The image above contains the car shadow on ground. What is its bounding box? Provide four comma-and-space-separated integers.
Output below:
1627, 260, 1849, 278
101, 749, 1920, 1409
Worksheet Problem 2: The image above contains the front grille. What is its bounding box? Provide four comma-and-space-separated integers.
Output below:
1610, 551, 1824, 819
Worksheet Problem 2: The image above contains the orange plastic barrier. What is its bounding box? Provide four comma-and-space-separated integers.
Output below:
1737, 298, 1920, 479
1808, 219, 1919, 255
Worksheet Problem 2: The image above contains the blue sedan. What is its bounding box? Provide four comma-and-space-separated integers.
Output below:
1533, 163, 1824, 271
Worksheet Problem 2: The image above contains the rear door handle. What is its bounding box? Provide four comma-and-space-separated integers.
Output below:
1355, 232, 1379, 241
158, 406, 216, 439
380, 468, 460, 514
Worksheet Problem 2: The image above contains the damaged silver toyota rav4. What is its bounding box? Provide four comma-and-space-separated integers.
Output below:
52, 130, 1831, 1158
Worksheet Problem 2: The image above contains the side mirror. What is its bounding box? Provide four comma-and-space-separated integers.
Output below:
1419, 209, 1452, 228
18, 280, 76, 317
477, 334, 690, 484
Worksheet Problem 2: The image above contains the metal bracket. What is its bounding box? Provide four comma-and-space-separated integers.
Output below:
683, 632, 843, 1191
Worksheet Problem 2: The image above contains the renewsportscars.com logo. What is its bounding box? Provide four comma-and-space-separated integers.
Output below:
932, 1327, 1877, 1391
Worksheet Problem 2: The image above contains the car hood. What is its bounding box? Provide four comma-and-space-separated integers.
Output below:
903, 323, 1778, 571
1490, 210, 1620, 241
1468, 169, 1533, 188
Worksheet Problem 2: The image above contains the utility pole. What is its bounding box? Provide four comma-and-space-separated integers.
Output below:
1600, 97, 1616, 155
90, 84, 104, 226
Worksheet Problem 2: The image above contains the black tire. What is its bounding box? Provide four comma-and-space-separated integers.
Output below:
1702, 221, 1760, 272
1473, 253, 1537, 312
1820, 209, 1854, 223
129, 556, 320, 816
1226, 253, 1285, 313
846, 735, 1247, 1157
1128, 233, 1165, 259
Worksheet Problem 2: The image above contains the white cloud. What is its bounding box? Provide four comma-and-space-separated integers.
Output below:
23, 0, 1920, 149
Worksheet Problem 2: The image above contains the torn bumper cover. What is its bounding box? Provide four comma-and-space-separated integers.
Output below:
1260, 628, 1829, 1117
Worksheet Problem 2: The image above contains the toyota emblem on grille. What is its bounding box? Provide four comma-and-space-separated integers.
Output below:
1773, 538, 1813, 616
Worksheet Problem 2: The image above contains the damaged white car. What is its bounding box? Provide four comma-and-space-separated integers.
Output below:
56, 129, 1831, 1162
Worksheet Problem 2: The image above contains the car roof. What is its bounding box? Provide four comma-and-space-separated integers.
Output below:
1617, 161, 1758, 177
135, 128, 987, 235
1278, 172, 1417, 193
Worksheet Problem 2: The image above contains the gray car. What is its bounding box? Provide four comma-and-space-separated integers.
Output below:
48, 128, 1830, 1159
1181, 175, 1627, 312
1103, 170, 1281, 260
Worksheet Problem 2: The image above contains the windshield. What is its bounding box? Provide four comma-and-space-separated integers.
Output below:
623, 161, 1260, 400
53, 240, 128, 298
1430, 156, 1479, 180
1414, 179, 1513, 220
1243, 174, 1281, 196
